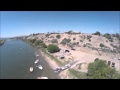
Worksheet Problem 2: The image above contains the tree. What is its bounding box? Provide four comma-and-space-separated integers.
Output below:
34, 40, 43, 46
94, 31, 101, 36
103, 33, 112, 39
47, 44, 60, 53
40, 43, 47, 48
87, 60, 120, 79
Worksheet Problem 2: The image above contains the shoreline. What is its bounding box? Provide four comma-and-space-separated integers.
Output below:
38, 48, 62, 79
37, 48, 73, 79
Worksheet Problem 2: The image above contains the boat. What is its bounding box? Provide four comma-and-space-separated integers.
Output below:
38, 65, 43, 70
34, 59, 39, 64
37, 77, 48, 79
36, 54, 39, 57
30, 67, 33, 72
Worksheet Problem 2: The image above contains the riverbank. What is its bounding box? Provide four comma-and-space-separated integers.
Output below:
25, 39, 88, 79
0, 40, 5, 46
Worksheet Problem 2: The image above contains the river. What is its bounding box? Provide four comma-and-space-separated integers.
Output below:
0, 39, 59, 79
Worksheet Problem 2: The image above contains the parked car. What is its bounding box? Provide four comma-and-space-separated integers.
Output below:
111, 62, 115, 67
71, 48, 75, 50
54, 68, 61, 73
108, 61, 111, 66
60, 66, 68, 70
65, 64, 71, 68
65, 50, 70, 52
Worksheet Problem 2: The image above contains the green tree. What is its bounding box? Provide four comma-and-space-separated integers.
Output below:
40, 43, 47, 48
47, 44, 60, 53
87, 60, 120, 79
35, 40, 43, 46
94, 31, 101, 36
103, 33, 112, 39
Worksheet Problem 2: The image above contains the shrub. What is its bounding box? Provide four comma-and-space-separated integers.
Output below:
80, 40, 83, 42
115, 33, 120, 39
103, 33, 112, 39
40, 43, 47, 48
56, 34, 61, 39
99, 43, 104, 47
34, 40, 43, 46
89, 39, 91, 42
77, 42, 79, 44
73, 37, 76, 40
51, 39, 58, 43
60, 40, 66, 45
94, 58, 99, 62
109, 39, 113, 42
47, 44, 60, 53
87, 35, 92, 40
30, 39, 36, 43
73, 42, 77, 46
83, 44, 86, 47
60, 38, 71, 45
45, 34, 50, 37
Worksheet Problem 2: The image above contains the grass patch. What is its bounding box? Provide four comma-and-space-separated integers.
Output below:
69, 69, 87, 79
40, 47, 63, 66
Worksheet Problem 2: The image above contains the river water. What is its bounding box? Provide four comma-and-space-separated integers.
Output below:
0, 39, 59, 79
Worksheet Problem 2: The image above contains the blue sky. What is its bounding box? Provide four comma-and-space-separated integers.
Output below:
1, 11, 120, 37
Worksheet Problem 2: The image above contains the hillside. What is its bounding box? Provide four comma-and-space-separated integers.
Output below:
26, 32, 120, 55
23, 31, 120, 78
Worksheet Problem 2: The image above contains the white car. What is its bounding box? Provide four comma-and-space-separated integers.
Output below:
65, 64, 71, 68
60, 66, 68, 70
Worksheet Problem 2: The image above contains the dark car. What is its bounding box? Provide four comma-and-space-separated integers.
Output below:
54, 68, 61, 73
108, 61, 111, 66
65, 50, 70, 52
111, 62, 115, 67
71, 48, 75, 50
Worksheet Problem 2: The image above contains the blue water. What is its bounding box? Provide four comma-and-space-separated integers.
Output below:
0, 39, 59, 79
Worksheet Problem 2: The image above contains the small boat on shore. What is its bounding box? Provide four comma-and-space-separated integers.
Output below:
37, 77, 48, 79
30, 67, 33, 72
36, 54, 39, 57
35, 59, 39, 64
38, 65, 43, 70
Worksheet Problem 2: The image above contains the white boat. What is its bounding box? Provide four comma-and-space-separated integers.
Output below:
35, 59, 39, 64
38, 65, 43, 70
37, 77, 48, 79
30, 67, 33, 72
36, 54, 39, 57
